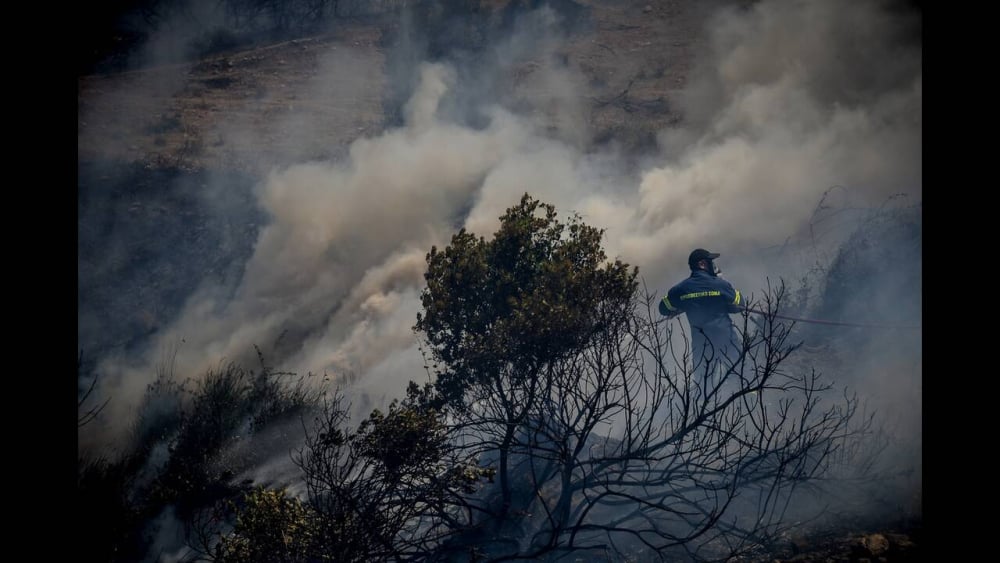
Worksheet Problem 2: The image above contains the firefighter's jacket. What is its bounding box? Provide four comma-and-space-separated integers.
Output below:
659, 270, 743, 364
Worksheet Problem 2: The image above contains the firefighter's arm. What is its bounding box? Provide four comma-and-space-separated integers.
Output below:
659, 293, 682, 318
725, 282, 745, 314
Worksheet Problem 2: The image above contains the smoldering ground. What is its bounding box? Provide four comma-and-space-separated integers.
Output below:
79, 0, 920, 551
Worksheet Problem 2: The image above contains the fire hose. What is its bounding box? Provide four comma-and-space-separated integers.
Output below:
742, 308, 920, 330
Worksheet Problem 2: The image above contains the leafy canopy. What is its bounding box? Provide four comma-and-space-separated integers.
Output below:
415, 193, 637, 407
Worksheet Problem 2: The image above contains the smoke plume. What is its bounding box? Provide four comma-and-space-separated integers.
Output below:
80, 0, 921, 524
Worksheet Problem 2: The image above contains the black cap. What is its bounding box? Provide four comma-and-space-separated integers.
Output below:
688, 248, 720, 269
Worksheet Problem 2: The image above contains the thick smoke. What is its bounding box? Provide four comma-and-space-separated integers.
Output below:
81, 0, 921, 525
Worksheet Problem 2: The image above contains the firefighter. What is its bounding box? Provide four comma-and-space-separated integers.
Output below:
660, 248, 744, 372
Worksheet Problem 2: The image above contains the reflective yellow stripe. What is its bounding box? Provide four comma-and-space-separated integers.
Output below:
679, 290, 721, 300
662, 296, 677, 311
733, 290, 741, 305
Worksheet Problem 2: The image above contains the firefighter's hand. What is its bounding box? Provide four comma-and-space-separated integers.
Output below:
658, 300, 679, 318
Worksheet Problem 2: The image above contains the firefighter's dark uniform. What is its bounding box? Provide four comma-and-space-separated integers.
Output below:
660, 270, 743, 369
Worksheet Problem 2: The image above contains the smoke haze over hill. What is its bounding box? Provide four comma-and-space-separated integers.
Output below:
79, 1, 921, 541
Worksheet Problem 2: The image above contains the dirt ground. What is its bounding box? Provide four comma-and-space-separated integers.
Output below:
77, 0, 733, 174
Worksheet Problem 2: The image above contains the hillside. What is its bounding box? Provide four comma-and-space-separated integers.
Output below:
78, 1, 922, 561
79, 0, 729, 173
78, 0, 730, 373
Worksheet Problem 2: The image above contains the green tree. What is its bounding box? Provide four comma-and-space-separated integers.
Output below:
415, 193, 637, 527
201, 387, 490, 562
413, 195, 867, 561
212, 487, 318, 562
78, 354, 321, 561
415, 192, 637, 407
